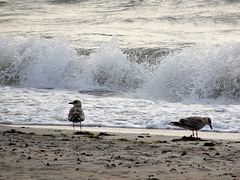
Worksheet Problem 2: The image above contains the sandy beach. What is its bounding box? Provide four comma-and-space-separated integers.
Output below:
0, 125, 239, 180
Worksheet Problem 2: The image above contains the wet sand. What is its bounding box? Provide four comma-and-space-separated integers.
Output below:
0, 125, 239, 180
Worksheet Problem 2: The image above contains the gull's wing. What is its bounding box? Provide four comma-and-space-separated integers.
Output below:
179, 117, 204, 129
68, 107, 85, 122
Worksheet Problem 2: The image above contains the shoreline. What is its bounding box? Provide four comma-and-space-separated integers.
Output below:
0, 124, 239, 180
1, 124, 239, 141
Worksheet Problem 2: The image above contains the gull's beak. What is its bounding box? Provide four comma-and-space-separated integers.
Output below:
68, 102, 73, 104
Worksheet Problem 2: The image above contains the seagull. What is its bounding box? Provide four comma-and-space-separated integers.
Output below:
169, 117, 212, 138
68, 100, 85, 130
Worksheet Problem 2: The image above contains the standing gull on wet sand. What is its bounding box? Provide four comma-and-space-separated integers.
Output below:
68, 100, 85, 130
169, 117, 212, 138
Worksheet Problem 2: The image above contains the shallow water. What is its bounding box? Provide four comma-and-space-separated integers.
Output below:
1, 86, 239, 133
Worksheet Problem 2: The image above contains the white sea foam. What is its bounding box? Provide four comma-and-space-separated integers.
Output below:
0, 86, 239, 133
1, 36, 240, 103
0, 36, 148, 91
138, 42, 240, 104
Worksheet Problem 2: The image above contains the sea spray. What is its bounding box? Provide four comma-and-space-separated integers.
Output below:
0, 36, 77, 88
0, 36, 149, 91
79, 36, 148, 91
1, 35, 240, 103
139, 42, 240, 103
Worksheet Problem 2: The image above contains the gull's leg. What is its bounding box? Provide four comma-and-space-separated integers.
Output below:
80, 121, 82, 131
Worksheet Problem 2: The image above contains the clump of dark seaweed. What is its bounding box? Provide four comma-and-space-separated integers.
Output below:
171, 136, 205, 142
74, 131, 102, 140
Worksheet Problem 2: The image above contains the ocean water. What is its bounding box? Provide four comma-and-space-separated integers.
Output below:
0, 0, 240, 133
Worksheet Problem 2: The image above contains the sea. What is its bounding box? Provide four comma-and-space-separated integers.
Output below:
0, 0, 240, 133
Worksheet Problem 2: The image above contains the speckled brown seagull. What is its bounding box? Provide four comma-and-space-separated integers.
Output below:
68, 100, 85, 130
169, 117, 212, 138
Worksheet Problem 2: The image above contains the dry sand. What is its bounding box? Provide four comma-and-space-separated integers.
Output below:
0, 125, 239, 180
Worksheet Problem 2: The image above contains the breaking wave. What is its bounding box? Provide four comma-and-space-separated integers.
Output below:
140, 42, 240, 103
1, 35, 240, 104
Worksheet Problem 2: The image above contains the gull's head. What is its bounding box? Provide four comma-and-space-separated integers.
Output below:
205, 117, 212, 129
69, 100, 82, 107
